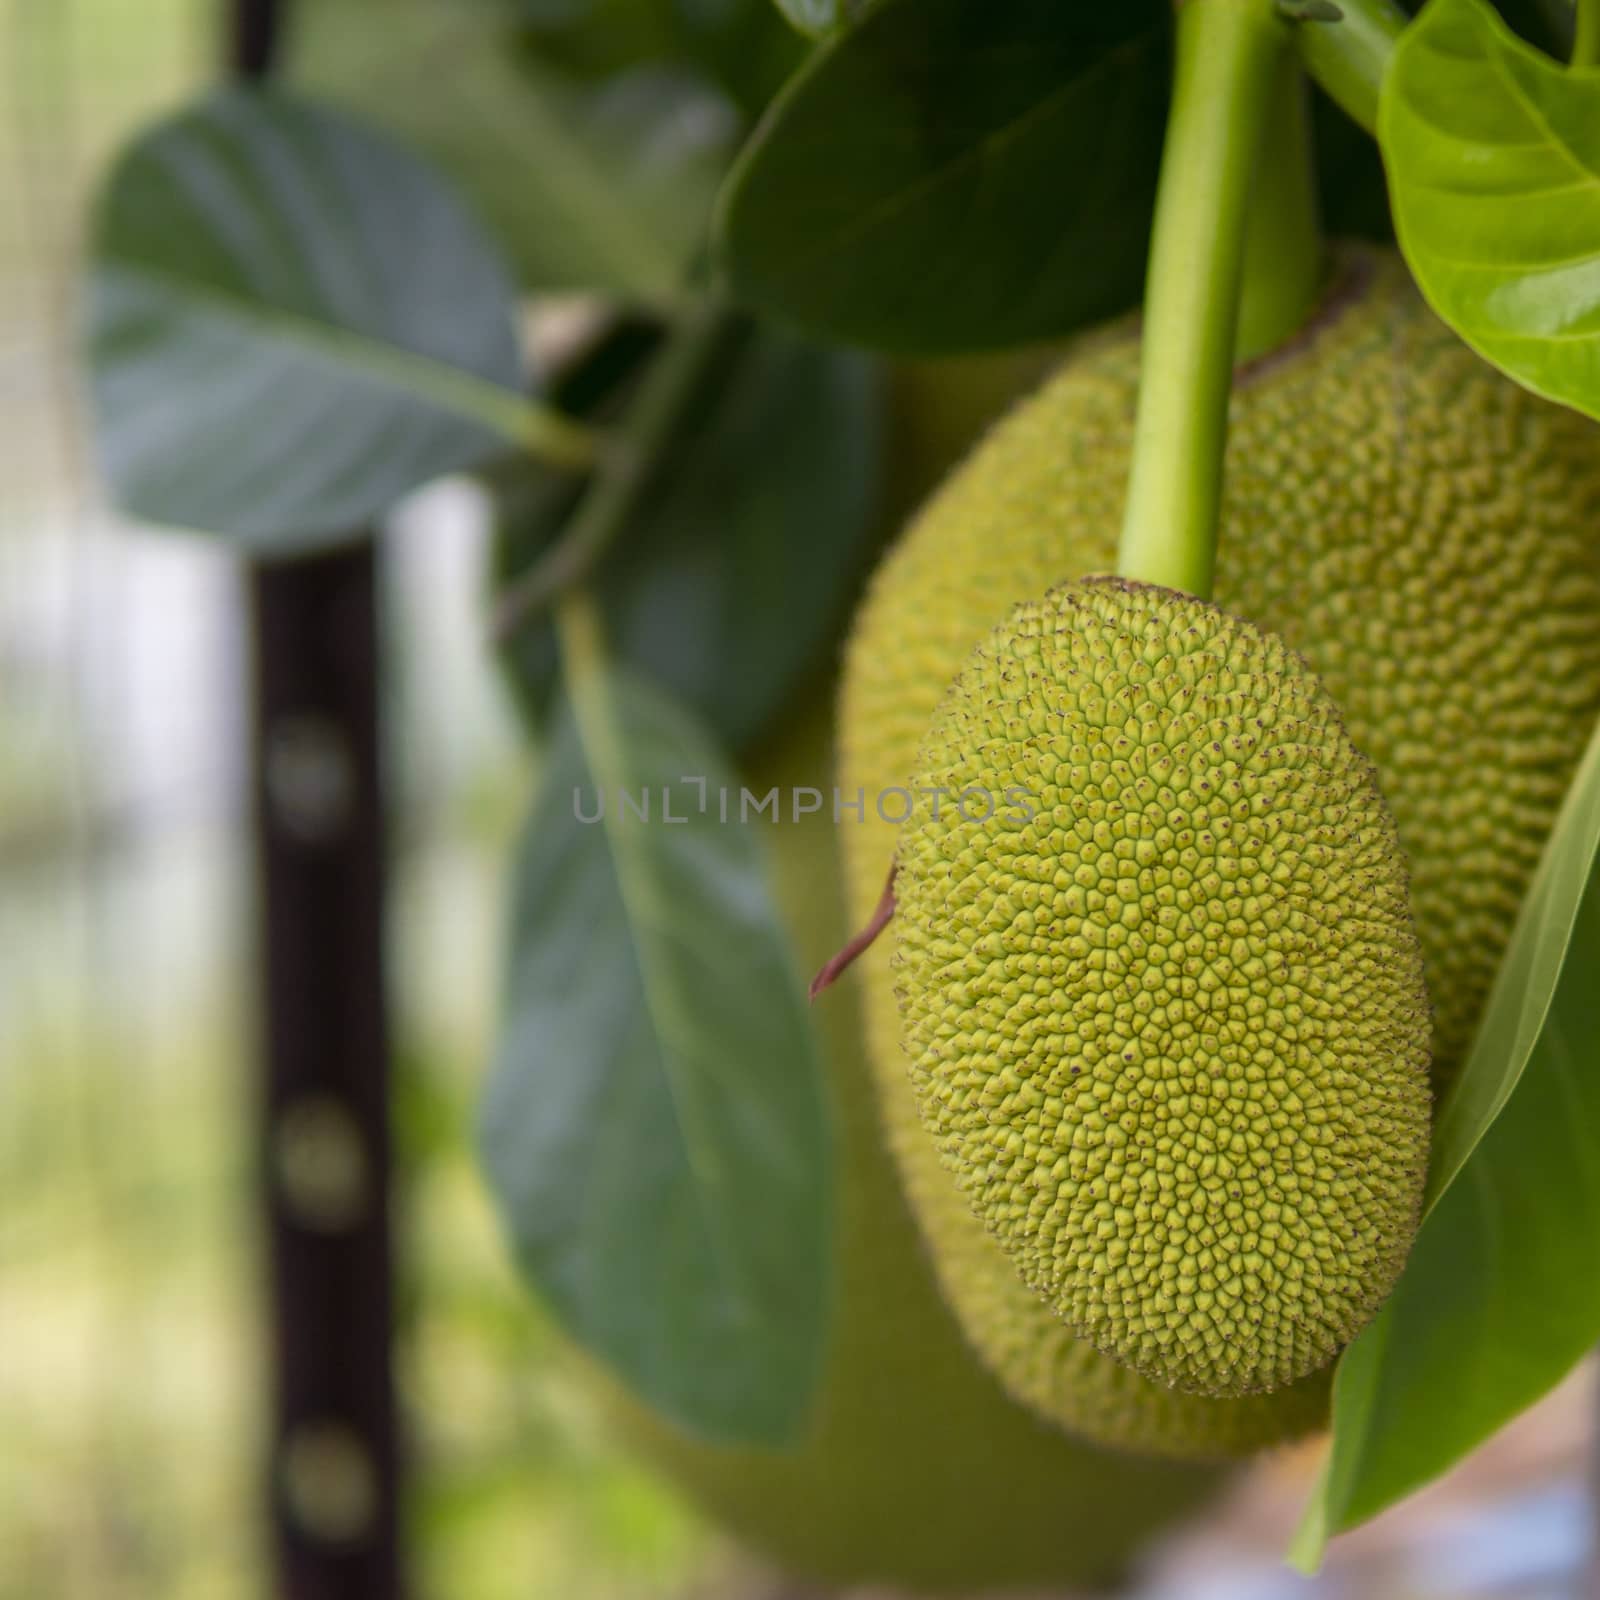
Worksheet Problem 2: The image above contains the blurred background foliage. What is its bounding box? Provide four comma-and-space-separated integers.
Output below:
0, 3, 709, 1593
2, 2, 1598, 1597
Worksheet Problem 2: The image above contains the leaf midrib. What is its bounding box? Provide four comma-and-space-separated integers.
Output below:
570, 674, 781, 1339
757, 23, 1162, 282
100, 257, 533, 444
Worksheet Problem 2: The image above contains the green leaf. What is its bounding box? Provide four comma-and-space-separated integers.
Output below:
291, 0, 736, 297
716, 0, 1171, 353
1426, 726, 1600, 1205
1380, 0, 1600, 422
770, 0, 870, 39
496, 318, 882, 749
85, 87, 529, 553
514, 0, 805, 121
1290, 713, 1600, 1566
478, 668, 832, 1445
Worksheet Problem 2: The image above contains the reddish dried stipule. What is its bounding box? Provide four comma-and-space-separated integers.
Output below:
810, 861, 896, 1001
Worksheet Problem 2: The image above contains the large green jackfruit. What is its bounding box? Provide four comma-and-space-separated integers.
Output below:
594, 698, 1223, 1596
893, 578, 1432, 1398
839, 247, 1600, 1449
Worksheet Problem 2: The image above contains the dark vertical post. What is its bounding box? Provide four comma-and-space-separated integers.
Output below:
251, 556, 403, 1600
231, 5, 404, 1598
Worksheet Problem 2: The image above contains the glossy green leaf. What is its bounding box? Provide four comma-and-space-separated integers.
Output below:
1291, 713, 1600, 1566
478, 669, 831, 1445
292, 0, 736, 297
1381, 0, 1600, 421
86, 87, 527, 553
496, 318, 882, 748
716, 0, 1171, 353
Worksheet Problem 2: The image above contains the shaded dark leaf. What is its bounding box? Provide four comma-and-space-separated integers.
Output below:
716, 0, 1171, 353
514, 0, 805, 120
495, 319, 881, 748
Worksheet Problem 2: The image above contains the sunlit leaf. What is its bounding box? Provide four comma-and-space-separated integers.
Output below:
479, 668, 832, 1444
1381, 0, 1600, 421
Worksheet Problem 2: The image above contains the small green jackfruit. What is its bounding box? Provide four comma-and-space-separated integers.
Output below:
839, 247, 1600, 1452
592, 697, 1224, 1595
893, 578, 1432, 1397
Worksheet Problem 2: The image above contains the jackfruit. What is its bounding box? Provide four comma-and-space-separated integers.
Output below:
839, 246, 1600, 1446
893, 577, 1432, 1397
592, 695, 1224, 1595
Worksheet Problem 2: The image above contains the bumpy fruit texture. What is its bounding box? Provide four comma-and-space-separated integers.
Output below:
840, 247, 1600, 1448
894, 578, 1432, 1397
593, 698, 1222, 1596
850, 249, 1600, 1090
888, 1081, 1334, 1457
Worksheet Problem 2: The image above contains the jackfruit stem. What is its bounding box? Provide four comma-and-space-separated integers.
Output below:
1292, 0, 1405, 135
1575, 0, 1600, 67
1235, 61, 1322, 364
1117, 0, 1287, 599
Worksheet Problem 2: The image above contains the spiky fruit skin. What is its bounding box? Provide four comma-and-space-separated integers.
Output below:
839, 247, 1600, 1447
593, 696, 1223, 1595
887, 1088, 1334, 1457
894, 579, 1432, 1397
851, 249, 1600, 1088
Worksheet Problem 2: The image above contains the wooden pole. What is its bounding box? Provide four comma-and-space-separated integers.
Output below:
231, 4, 405, 1595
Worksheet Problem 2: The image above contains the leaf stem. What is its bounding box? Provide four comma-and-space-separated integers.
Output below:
1574, 0, 1600, 66
518, 399, 607, 471
1293, 0, 1406, 134
1116, 0, 1288, 599
493, 298, 735, 641
553, 586, 611, 729
1236, 56, 1324, 362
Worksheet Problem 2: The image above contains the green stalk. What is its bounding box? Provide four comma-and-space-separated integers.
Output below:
520, 399, 606, 471
1235, 56, 1323, 363
1575, 0, 1600, 67
1116, 0, 1289, 599
492, 298, 735, 640
1293, 0, 1406, 134
554, 586, 612, 742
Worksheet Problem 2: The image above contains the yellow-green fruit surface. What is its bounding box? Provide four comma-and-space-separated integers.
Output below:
839, 247, 1600, 1448
894, 578, 1432, 1397
596, 698, 1222, 1596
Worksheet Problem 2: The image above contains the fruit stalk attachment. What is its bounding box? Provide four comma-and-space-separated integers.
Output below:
1116, 0, 1294, 598
1576, 0, 1600, 67
1292, 0, 1406, 134
1235, 57, 1322, 364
